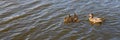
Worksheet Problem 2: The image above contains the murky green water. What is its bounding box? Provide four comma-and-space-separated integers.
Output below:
0, 0, 120, 40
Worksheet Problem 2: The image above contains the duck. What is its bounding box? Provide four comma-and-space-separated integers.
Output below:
88, 13, 104, 25
64, 14, 73, 24
72, 13, 80, 23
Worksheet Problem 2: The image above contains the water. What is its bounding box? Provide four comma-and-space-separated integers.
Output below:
0, 0, 120, 40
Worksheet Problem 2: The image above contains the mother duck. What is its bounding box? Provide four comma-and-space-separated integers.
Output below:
89, 13, 104, 25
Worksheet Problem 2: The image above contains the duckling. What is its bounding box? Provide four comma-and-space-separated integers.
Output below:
72, 13, 80, 23
64, 14, 73, 24
89, 13, 104, 25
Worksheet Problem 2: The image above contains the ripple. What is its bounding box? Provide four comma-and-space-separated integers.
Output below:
0, 0, 120, 40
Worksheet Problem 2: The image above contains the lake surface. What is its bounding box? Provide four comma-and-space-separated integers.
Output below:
0, 0, 120, 40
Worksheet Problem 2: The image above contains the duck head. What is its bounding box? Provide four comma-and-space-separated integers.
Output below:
68, 14, 71, 18
89, 13, 93, 18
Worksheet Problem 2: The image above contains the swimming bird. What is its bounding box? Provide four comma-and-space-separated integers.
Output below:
72, 13, 80, 23
64, 14, 73, 24
89, 13, 104, 25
